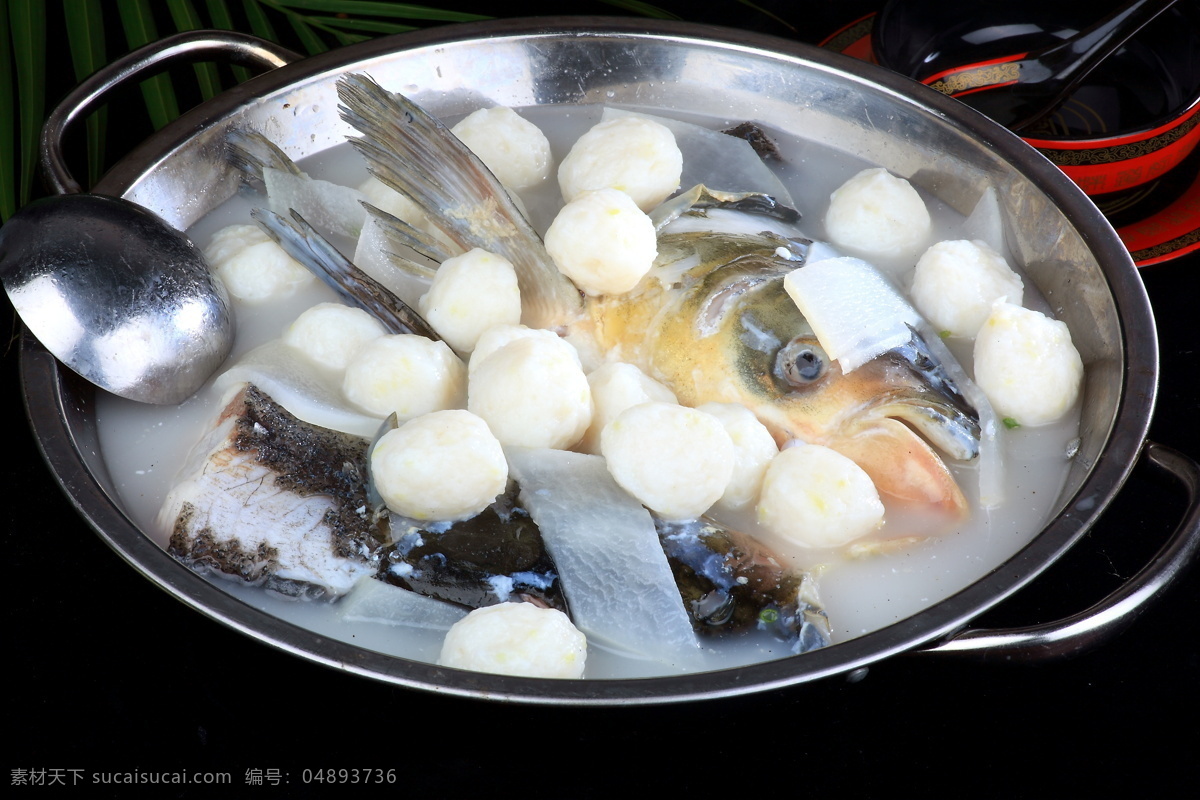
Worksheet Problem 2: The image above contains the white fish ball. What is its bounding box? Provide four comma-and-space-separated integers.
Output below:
973, 300, 1083, 426
544, 188, 658, 296
438, 602, 587, 679
696, 402, 779, 511
282, 302, 387, 371
451, 106, 553, 191
558, 116, 683, 212
418, 248, 522, 353
910, 240, 1024, 338
824, 168, 931, 257
468, 336, 592, 449
601, 402, 734, 521
371, 409, 507, 521
204, 224, 313, 304
756, 444, 884, 549
342, 334, 466, 421
579, 362, 678, 454
467, 324, 575, 376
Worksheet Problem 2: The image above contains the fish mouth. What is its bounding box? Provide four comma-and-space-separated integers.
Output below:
857, 328, 981, 462
825, 328, 981, 516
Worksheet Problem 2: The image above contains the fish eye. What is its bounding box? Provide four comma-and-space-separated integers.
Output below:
776, 339, 827, 386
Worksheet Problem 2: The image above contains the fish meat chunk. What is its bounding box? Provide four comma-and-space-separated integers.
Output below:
159, 383, 381, 599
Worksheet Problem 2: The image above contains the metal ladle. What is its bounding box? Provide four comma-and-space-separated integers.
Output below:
0, 193, 233, 405
0, 31, 298, 405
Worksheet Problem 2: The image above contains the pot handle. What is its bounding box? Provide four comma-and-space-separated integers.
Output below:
41, 30, 302, 195
919, 441, 1200, 660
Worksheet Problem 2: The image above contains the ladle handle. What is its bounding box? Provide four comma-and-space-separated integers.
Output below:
918, 442, 1200, 660
41, 30, 301, 195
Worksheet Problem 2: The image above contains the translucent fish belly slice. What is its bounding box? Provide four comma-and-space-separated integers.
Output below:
505, 446, 703, 669
228, 128, 369, 239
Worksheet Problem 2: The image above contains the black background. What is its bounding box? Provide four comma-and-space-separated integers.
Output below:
5, 1, 1198, 796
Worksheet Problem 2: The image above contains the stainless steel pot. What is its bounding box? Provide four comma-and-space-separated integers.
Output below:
19, 19, 1200, 704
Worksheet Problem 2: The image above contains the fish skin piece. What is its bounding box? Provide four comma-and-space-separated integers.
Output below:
378, 483, 568, 614
334, 74, 980, 516
654, 516, 831, 654
159, 383, 382, 599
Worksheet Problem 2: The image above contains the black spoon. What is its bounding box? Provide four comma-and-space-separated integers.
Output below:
875, 0, 1178, 131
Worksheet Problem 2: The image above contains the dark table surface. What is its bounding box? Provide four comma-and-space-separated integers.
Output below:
5, 2, 1198, 796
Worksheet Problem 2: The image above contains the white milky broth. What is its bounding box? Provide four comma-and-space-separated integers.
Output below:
94, 102, 1081, 678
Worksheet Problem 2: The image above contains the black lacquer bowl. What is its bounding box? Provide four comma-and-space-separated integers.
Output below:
872, 0, 1200, 265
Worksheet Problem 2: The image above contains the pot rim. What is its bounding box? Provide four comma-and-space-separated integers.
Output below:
20, 17, 1160, 704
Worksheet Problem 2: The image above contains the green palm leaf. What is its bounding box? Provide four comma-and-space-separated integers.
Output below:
240, 0, 279, 50
283, 9, 329, 53
597, 1, 679, 19
167, 0, 224, 99
117, 0, 180, 129
205, 0, 253, 82
261, 0, 488, 22
301, 16, 418, 36
1, 0, 16, 220
8, 0, 45, 209
63, 0, 108, 188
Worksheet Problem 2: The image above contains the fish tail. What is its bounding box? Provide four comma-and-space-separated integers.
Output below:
336, 73, 582, 328
252, 207, 439, 341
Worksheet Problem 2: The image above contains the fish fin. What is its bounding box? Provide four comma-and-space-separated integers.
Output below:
227, 128, 306, 182
252, 207, 440, 340
361, 201, 452, 268
830, 418, 969, 518
336, 73, 583, 328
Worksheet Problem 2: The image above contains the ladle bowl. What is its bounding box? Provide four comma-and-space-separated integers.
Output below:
0, 193, 234, 405
0, 30, 298, 403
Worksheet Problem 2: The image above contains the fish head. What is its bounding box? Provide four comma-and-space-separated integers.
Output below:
639, 233, 980, 516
